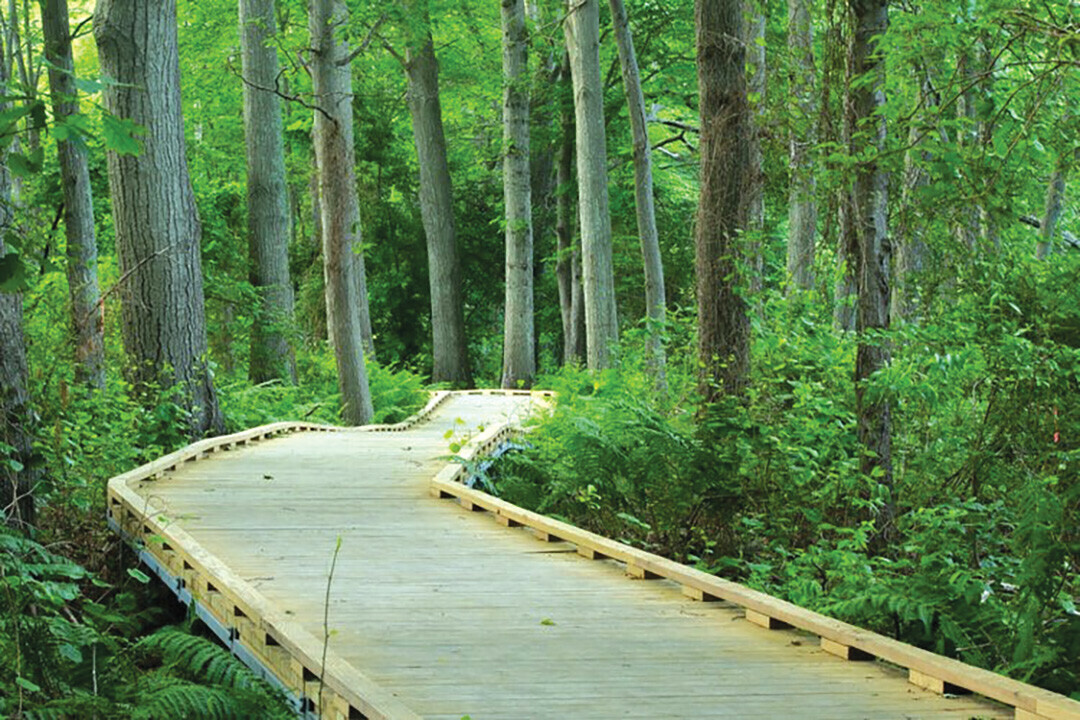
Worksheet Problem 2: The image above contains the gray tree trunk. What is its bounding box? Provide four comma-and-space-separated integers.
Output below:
565, 0, 618, 370
695, 0, 751, 403
746, 9, 765, 298
94, 0, 224, 437
555, 57, 586, 365
955, 50, 981, 251
833, 191, 857, 331
500, 0, 535, 389
786, 0, 817, 291
42, 0, 105, 390
309, 0, 374, 425
1037, 162, 1067, 260
404, 1, 471, 386
848, 0, 893, 546
241, 0, 297, 385
892, 73, 936, 321
609, 0, 666, 391
0, 39, 34, 529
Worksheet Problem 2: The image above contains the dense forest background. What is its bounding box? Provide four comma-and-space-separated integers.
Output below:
1, 0, 1079, 716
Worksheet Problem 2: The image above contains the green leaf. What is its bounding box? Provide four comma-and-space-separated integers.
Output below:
127, 567, 151, 584
103, 113, 144, 156
0, 252, 30, 292
8, 147, 43, 178
15, 676, 41, 693
75, 76, 106, 94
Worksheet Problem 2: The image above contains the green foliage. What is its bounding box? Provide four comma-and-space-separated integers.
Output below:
491, 258, 1080, 692
0, 525, 291, 719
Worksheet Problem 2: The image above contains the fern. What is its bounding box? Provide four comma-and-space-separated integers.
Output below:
131, 628, 292, 719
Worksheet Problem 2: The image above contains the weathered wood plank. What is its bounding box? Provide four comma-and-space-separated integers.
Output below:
104, 392, 1041, 719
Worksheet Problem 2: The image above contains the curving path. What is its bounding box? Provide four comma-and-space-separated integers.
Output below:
108, 392, 1060, 719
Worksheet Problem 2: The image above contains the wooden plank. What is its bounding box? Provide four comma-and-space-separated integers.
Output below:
746, 608, 792, 630
820, 637, 874, 661
106, 392, 1027, 720
427, 474, 1078, 718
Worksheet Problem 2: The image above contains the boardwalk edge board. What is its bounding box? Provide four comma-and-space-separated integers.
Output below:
105, 391, 534, 719
106, 389, 552, 720
429, 408, 1080, 720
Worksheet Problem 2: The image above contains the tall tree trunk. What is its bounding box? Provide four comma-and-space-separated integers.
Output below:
892, 72, 935, 321
565, 0, 618, 370
95, 0, 224, 437
786, 0, 817, 291
833, 190, 857, 331
500, 0, 535, 389
1036, 161, 1067, 260
41, 0, 105, 390
310, 160, 331, 344
955, 49, 981, 252
695, 0, 750, 403
609, 0, 666, 391
848, 0, 893, 545
0, 40, 34, 529
241, 0, 297, 385
309, 0, 374, 425
555, 56, 585, 365
746, 8, 765, 299
403, 1, 471, 386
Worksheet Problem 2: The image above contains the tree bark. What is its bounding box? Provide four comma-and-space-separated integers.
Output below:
786, 0, 817, 291
94, 0, 224, 437
746, 9, 765, 299
555, 56, 586, 366
1036, 159, 1067, 260
500, 0, 535, 389
848, 0, 893, 546
309, 0, 374, 425
41, 0, 105, 390
403, 0, 471, 386
0, 39, 34, 529
892, 72, 936, 321
609, 0, 666, 391
565, 0, 618, 370
241, 0, 297, 385
695, 0, 750, 403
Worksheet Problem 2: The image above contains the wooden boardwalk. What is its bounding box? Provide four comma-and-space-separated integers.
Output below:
107, 391, 1080, 720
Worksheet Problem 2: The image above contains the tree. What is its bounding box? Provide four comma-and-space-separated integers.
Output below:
240, 0, 297, 384
308, 0, 374, 425
565, 0, 618, 370
401, 0, 471, 386
0, 38, 34, 529
786, 0, 817, 291
746, 6, 765, 298
608, 0, 667, 390
41, 0, 105, 389
694, 0, 750, 403
500, 0, 535, 389
95, 0, 224, 436
848, 0, 894, 544
1036, 154, 1069, 260
554, 53, 585, 366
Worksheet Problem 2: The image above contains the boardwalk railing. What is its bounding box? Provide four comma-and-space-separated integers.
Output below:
108, 389, 1080, 720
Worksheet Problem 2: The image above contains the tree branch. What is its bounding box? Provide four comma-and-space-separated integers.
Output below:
339, 12, 388, 66
226, 56, 333, 122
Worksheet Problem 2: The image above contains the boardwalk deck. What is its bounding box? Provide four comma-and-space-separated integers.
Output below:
107, 392, 1075, 719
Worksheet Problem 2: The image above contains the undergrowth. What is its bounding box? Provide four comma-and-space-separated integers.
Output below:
490, 257, 1080, 697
